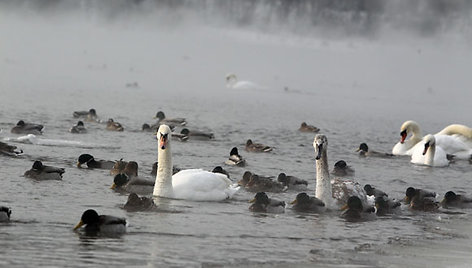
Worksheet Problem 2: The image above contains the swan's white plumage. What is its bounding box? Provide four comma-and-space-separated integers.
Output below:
225, 73, 262, 90
411, 134, 449, 167
153, 125, 239, 201
393, 120, 472, 159
314, 134, 367, 209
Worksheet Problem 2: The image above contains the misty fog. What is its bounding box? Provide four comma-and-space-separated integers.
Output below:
1, 0, 471, 124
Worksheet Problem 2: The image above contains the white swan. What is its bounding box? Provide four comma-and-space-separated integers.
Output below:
225, 73, 262, 90
411, 134, 449, 167
313, 134, 367, 209
392, 120, 472, 159
153, 125, 239, 201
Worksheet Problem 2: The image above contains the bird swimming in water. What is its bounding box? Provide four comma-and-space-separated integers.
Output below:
73, 209, 126, 236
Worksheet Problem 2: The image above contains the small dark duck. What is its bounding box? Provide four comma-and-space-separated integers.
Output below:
290, 193, 325, 213
69, 121, 87, 134
106, 118, 124, 131
341, 196, 376, 221
123, 193, 157, 212
73, 108, 98, 122
330, 160, 355, 177
249, 192, 285, 213
298, 122, 320, 133
77, 154, 115, 169
356, 143, 394, 158
0, 206, 12, 222
154, 111, 187, 126
277, 173, 308, 189
24, 160, 65, 180
404, 187, 439, 212
225, 147, 246, 167
0, 141, 23, 157
245, 139, 272, 152
180, 128, 214, 140
11, 120, 43, 135
111, 173, 154, 195
441, 191, 472, 209
73, 209, 126, 235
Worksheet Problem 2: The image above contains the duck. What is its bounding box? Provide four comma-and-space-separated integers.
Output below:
341, 196, 376, 221
73, 209, 126, 235
277, 173, 308, 190
225, 73, 262, 90
110, 159, 128, 175
77, 154, 115, 169
123, 193, 157, 212
244, 174, 286, 193
330, 160, 355, 177
245, 139, 273, 152
290, 193, 325, 213
180, 128, 214, 140
225, 147, 246, 167
392, 120, 472, 158
410, 134, 449, 167
313, 134, 367, 209
298, 122, 320, 133
106, 119, 124, 131
238, 171, 274, 187
404, 187, 439, 211
11, 120, 43, 135
112, 173, 154, 195
154, 111, 187, 126
212, 166, 230, 178
357, 143, 394, 158
122, 161, 139, 177
0, 141, 23, 156
363, 184, 387, 198
249, 192, 285, 213
153, 125, 239, 201
0, 206, 12, 222
73, 108, 99, 122
374, 196, 401, 216
440, 191, 472, 209
150, 162, 180, 176
24, 160, 65, 180
69, 121, 87, 134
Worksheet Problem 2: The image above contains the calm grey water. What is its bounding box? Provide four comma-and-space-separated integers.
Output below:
1, 3, 472, 267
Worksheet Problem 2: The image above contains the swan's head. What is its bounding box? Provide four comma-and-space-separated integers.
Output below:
157, 125, 172, 150
313, 134, 328, 160
422, 134, 435, 155
400, 120, 420, 143
225, 73, 237, 87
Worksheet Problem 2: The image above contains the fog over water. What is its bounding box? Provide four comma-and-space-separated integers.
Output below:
1, 1, 472, 267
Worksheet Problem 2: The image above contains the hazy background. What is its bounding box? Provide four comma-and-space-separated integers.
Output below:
1, 0, 471, 131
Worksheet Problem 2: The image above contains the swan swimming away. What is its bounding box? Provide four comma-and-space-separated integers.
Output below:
392, 120, 472, 159
225, 73, 263, 90
313, 134, 368, 209
411, 134, 449, 167
153, 125, 239, 201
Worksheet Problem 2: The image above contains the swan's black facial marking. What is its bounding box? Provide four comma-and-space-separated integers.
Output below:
400, 130, 407, 143
422, 141, 430, 155
159, 132, 168, 150
315, 144, 323, 160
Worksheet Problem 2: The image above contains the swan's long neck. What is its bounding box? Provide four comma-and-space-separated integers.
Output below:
406, 126, 423, 149
315, 150, 333, 208
437, 124, 472, 140
153, 143, 174, 197
424, 144, 435, 166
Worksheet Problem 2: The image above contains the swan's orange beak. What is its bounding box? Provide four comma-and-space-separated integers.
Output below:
159, 133, 168, 150
400, 130, 407, 144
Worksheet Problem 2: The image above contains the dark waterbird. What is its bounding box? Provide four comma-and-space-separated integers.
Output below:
24, 160, 64, 180
74, 209, 126, 236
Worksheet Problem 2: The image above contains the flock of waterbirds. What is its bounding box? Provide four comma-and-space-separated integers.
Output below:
1, 108, 472, 236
